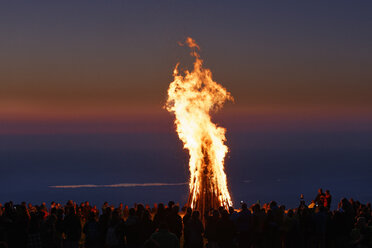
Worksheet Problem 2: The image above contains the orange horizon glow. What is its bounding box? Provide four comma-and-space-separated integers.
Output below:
1, 111, 372, 135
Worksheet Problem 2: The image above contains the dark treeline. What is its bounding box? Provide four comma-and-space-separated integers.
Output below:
0, 189, 371, 248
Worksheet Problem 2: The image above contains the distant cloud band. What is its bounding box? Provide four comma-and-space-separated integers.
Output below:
49, 182, 187, 189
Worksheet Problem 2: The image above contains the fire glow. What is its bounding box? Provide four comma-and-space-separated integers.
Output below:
166, 38, 233, 213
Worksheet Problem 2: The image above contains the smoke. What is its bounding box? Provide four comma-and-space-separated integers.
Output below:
49, 182, 187, 189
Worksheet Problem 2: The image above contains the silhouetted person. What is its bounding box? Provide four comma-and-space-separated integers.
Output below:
299, 193, 306, 208
237, 203, 252, 248
184, 211, 204, 248
27, 212, 42, 248
264, 209, 281, 248
144, 222, 179, 248
82, 201, 92, 220
2, 194, 372, 248
105, 209, 124, 248
153, 203, 166, 230
251, 203, 265, 247
125, 208, 141, 248
205, 210, 219, 248
166, 201, 175, 216
102, 202, 109, 214
216, 210, 236, 248
313, 206, 328, 248
136, 204, 145, 219
83, 212, 100, 248
351, 216, 372, 247
182, 207, 192, 227
99, 206, 112, 245
324, 190, 332, 209
10, 204, 28, 248
41, 212, 60, 248
282, 209, 300, 248
166, 205, 182, 241
315, 188, 325, 206
140, 210, 156, 245
62, 206, 81, 248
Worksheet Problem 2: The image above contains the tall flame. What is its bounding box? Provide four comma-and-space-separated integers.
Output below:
166, 37, 233, 212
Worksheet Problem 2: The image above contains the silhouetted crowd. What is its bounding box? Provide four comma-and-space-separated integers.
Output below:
0, 189, 371, 248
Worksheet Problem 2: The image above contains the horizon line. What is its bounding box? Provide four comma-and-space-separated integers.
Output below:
49, 182, 188, 189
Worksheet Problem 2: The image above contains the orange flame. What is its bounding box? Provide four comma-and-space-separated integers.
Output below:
166, 37, 233, 211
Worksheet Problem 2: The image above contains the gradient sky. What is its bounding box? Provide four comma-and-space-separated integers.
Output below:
1, 0, 372, 134
1, 1, 372, 206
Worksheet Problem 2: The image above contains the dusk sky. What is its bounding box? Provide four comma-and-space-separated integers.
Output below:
1, 1, 371, 206
2, 0, 372, 132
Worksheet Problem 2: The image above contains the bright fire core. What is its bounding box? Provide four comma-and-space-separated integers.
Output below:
166, 38, 233, 213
